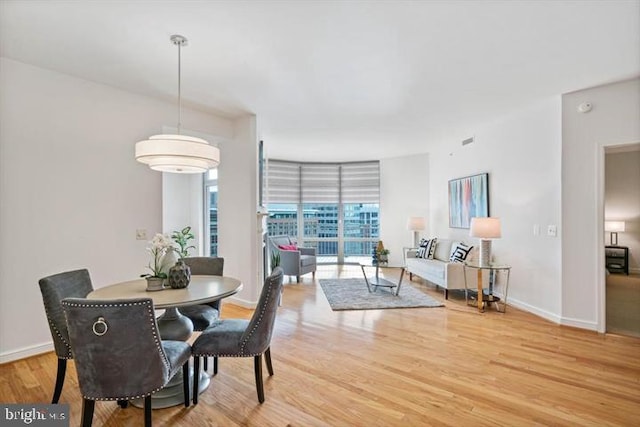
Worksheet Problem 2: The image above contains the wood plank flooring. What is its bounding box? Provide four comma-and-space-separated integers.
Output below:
606, 272, 640, 337
2, 264, 639, 426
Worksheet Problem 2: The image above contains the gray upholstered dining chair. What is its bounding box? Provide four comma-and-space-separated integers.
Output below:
178, 256, 224, 373
192, 267, 284, 404
38, 269, 94, 403
61, 297, 191, 427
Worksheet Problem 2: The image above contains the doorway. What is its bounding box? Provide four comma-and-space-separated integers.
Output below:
603, 142, 640, 337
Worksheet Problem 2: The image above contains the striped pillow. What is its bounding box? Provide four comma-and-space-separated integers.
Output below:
416, 238, 437, 259
449, 242, 473, 263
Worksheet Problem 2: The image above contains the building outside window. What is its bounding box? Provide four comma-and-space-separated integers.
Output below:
204, 169, 218, 256
266, 160, 380, 264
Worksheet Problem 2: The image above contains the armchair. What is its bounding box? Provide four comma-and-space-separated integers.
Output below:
268, 235, 316, 282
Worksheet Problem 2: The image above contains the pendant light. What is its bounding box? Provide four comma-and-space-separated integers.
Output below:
135, 35, 220, 173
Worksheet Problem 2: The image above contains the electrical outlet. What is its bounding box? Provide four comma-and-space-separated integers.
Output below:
547, 225, 557, 237
136, 229, 147, 240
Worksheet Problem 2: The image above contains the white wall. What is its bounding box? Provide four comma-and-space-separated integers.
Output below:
428, 98, 563, 321
217, 115, 262, 306
562, 78, 640, 332
380, 154, 430, 266
162, 173, 205, 254
0, 58, 233, 362
605, 150, 640, 272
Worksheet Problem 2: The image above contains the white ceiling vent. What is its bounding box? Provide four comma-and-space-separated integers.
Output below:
462, 136, 474, 146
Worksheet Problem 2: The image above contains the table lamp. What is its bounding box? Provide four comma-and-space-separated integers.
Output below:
407, 217, 426, 248
605, 221, 625, 246
469, 217, 502, 267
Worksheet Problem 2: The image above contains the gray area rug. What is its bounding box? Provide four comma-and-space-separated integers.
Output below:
319, 278, 444, 311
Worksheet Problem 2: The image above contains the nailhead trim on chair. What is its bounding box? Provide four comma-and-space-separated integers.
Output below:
194, 277, 277, 359
43, 306, 73, 358
62, 299, 175, 400
239, 279, 273, 355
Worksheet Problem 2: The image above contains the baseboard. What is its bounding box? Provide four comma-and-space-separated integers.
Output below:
0, 342, 53, 364
559, 316, 599, 331
508, 297, 599, 331
506, 297, 562, 324
629, 267, 640, 275
225, 295, 257, 309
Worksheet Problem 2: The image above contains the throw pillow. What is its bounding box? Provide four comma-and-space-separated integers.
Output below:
278, 244, 298, 251
416, 238, 437, 259
426, 238, 437, 259
449, 242, 473, 263
416, 238, 429, 258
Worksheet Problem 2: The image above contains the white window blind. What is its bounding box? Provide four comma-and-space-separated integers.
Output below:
301, 164, 340, 203
266, 160, 300, 203
341, 162, 380, 203
267, 160, 379, 204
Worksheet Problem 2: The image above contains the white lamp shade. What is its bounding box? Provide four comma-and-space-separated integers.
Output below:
604, 221, 625, 232
407, 216, 426, 231
135, 134, 220, 174
469, 217, 502, 239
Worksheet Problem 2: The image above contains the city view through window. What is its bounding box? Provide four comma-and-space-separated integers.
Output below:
205, 160, 380, 263
205, 169, 218, 256
267, 203, 379, 263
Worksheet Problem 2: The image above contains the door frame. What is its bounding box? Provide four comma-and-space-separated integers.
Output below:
597, 140, 640, 333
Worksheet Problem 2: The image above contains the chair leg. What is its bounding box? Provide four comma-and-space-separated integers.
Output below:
444, 289, 449, 300
144, 395, 152, 427
81, 399, 94, 427
296, 275, 300, 283
182, 361, 190, 408
52, 358, 67, 403
265, 347, 274, 376
254, 355, 265, 404
203, 357, 208, 372
193, 356, 200, 405
213, 356, 218, 376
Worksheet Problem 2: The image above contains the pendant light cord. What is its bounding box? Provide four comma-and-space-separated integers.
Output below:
177, 40, 182, 135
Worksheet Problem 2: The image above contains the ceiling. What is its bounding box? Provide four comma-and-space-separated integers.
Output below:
1, 1, 639, 161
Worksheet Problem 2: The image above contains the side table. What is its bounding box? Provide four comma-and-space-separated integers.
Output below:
605, 246, 629, 275
463, 263, 511, 313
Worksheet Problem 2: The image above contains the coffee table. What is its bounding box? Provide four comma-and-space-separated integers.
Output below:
345, 261, 405, 296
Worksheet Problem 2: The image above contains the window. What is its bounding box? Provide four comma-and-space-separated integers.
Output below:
267, 203, 297, 237
266, 160, 380, 264
204, 169, 218, 256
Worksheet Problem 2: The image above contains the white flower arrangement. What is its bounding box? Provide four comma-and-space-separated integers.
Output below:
145, 233, 176, 278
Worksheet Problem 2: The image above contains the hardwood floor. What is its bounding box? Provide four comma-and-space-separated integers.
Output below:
2, 264, 640, 426
606, 272, 640, 338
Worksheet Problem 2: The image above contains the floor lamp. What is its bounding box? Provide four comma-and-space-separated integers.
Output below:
407, 217, 426, 248
470, 217, 502, 266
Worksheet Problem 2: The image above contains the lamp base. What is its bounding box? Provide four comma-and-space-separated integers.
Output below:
479, 239, 492, 267
610, 232, 618, 246
413, 231, 420, 248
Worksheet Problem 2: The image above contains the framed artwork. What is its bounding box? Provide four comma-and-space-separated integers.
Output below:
448, 173, 489, 229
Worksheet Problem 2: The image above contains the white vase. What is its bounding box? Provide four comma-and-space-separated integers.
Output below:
160, 250, 178, 276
